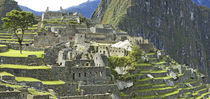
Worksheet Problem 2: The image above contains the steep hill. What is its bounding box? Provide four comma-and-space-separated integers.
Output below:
92, 0, 210, 82
19, 5, 42, 16
0, 0, 21, 27
19, 0, 100, 18
192, 0, 210, 7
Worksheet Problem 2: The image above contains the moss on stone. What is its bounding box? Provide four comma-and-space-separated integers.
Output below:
0, 82, 23, 89
42, 81, 65, 85
0, 49, 44, 58
0, 64, 50, 70
15, 77, 41, 82
0, 71, 14, 76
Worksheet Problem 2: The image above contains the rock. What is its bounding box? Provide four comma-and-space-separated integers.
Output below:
186, 83, 194, 89
117, 80, 133, 90
165, 80, 174, 86
170, 71, 177, 80
28, 55, 37, 58
147, 74, 154, 79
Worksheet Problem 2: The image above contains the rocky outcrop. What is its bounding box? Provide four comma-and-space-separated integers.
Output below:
92, 0, 210, 82
0, 0, 21, 25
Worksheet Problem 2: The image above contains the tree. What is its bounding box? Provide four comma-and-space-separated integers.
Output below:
129, 46, 143, 62
1, 10, 37, 54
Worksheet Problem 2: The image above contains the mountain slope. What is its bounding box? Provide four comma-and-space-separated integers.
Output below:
19, 0, 100, 18
92, 0, 210, 82
65, 0, 100, 18
192, 0, 210, 7
19, 5, 42, 16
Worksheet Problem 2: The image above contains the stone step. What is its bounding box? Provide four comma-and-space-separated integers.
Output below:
135, 79, 165, 85
193, 88, 208, 97
135, 66, 162, 71
0, 36, 11, 39
196, 91, 210, 99
137, 88, 177, 97
0, 33, 12, 36
135, 73, 169, 80
139, 88, 181, 98
135, 84, 168, 90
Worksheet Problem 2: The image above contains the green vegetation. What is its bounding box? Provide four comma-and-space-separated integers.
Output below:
0, 64, 50, 70
1, 10, 37, 54
15, 77, 41, 82
28, 88, 57, 99
42, 81, 65, 85
0, 49, 44, 58
137, 85, 177, 93
0, 38, 33, 41
102, 0, 132, 28
0, 44, 6, 47
0, 82, 23, 89
108, 56, 131, 68
192, 87, 207, 96
0, 72, 14, 76
196, 92, 210, 99
140, 70, 167, 74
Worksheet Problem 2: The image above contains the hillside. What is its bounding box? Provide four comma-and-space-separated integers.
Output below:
19, 5, 42, 16
92, 0, 210, 82
192, 0, 210, 7
19, 0, 100, 18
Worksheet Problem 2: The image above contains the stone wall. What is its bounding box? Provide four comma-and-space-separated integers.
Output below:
80, 84, 119, 95
60, 93, 111, 99
97, 45, 128, 57
0, 69, 57, 81
13, 34, 36, 39
0, 91, 21, 99
44, 46, 65, 65
0, 45, 8, 52
95, 28, 114, 34
7, 44, 44, 51
0, 56, 44, 66
27, 94, 50, 99
44, 83, 77, 96
70, 67, 107, 84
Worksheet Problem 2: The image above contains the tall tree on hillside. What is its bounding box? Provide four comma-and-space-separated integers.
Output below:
1, 10, 36, 54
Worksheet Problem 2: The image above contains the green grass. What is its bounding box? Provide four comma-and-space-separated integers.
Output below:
136, 63, 151, 66
136, 78, 152, 82
0, 49, 44, 58
0, 33, 11, 35
140, 70, 167, 73
0, 38, 33, 41
141, 88, 181, 98
196, 92, 210, 99
154, 76, 172, 80
0, 36, 11, 38
137, 85, 177, 93
17, 32, 37, 35
152, 84, 167, 87
154, 61, 167, 65
28, 88, 57, 99
28, 27, 37, 30
192, 87, 208, 96
15, 77, 41, 82
42, 81, 65, 85
0, 82, 23, 89
0, 64, 50, 70
136, 83, 151, 87
146, 53, 155, 56
183, 84, 202, 90
0, 72, 14, 76
0, 44, 6, 47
